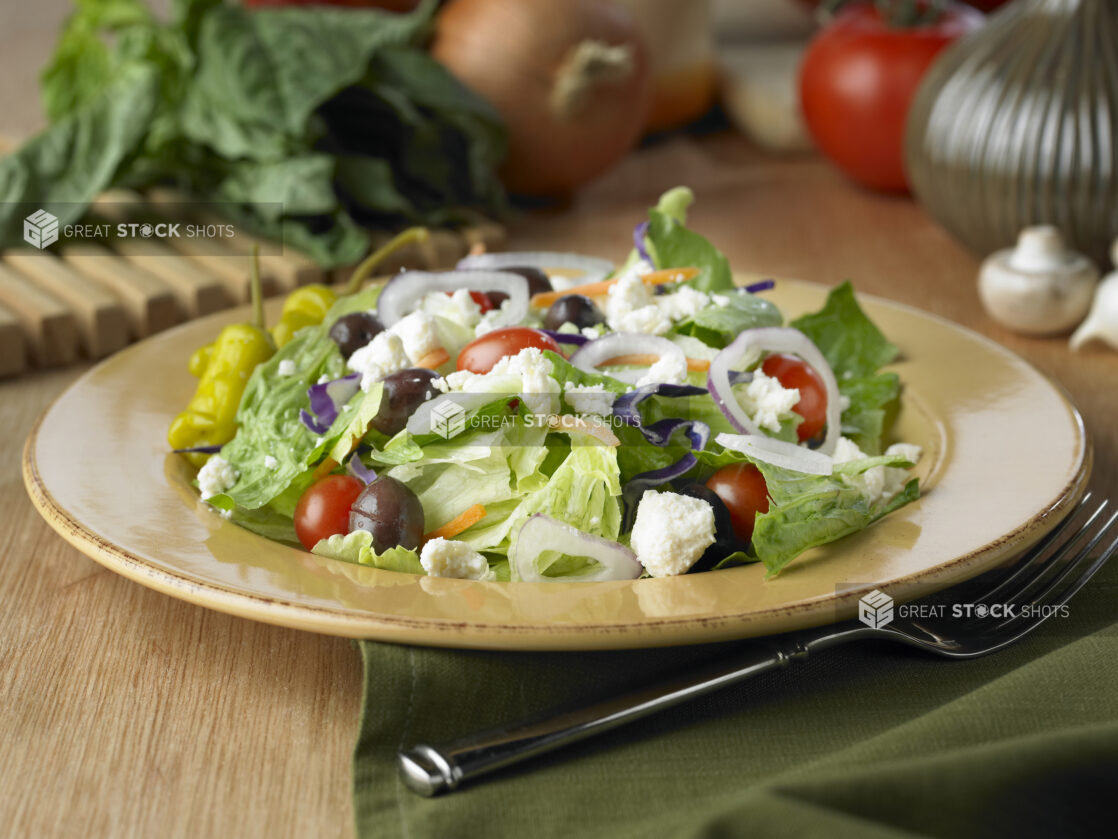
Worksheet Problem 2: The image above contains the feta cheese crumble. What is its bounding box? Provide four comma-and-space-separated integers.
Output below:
605, 260, 672, 336
604, 259, 721, 335
630, 490, 716, 577
636, 353, 689, 387
737, 370, 800, 433
390, 310, 441, 363
833, 437, 923, 504
277, 359, 297, 376
441, 347, 562, 416
421, 288, 483, 330
347, 331, 410, 392
655, 285, 710, 321
474, 298, 514, 337
197, 455, 238, 501
420, 538, 492, 580
563, 382, 616, 416
263, 454, 279, 470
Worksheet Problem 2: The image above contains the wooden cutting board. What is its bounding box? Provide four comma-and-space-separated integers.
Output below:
0, 192, 505, 379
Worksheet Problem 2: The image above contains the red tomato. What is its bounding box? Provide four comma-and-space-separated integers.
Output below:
446, 289, 494, 314
456, 327, 561, 374
761, 353, 828, 443
799, 2, 983, 192
293, 474, 365, 551
705, 464, 770, 545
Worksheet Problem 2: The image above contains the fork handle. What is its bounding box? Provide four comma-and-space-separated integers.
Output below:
397, 625, 868, 796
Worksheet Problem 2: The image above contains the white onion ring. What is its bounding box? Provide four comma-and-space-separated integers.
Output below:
707, 327, 842, 456
569, 333, 685, 384
458, 251, 614, 289
376, 270, 529, 328
512, 514, 642, 583
715, 433, 834, 476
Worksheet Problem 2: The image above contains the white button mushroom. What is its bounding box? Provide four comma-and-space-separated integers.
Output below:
977, 226, 1098, 335
1070, 237, 1118, 352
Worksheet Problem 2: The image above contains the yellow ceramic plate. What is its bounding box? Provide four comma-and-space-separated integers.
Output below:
24, 280, 1089, 650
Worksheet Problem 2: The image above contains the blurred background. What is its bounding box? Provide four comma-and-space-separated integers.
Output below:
2, 0, 1116, 378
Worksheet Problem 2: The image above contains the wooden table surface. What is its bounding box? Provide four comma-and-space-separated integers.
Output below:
3, 135, 1116, 838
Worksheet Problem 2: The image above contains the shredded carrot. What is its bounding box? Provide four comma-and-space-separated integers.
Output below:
529, 266, 701, 308
312, 457, 339, 480
415, 347, 450, 369
600, 353, 711, 373
423, 503, 487, 543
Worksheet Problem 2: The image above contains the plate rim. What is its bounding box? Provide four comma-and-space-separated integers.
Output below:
22, 281, 1092, 649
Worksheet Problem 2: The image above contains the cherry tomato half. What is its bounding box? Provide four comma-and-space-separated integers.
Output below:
705, 463, 770, 545
293, 474, 365, 551
761, 353, 827, 443
456, 327, 561, 374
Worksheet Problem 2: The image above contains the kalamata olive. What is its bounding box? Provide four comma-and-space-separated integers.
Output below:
677, 482, 743, 573
503, 266, 553, 296
543, 294, 605, 331
372, 368, 442, 436
329, 311, 384, 357
467, 266, 552, 305
349, 475, 425, 553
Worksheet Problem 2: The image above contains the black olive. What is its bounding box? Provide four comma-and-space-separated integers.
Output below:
499, 266, 553, 297
349, 475, 425, 553
677, 483, 744, 573
543, 294, 606, 331
372, 368, 442, 437
466, 266, 552, 302
329, 311, 384, 358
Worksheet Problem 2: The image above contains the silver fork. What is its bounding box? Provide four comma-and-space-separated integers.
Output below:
398, 494, 1118, 797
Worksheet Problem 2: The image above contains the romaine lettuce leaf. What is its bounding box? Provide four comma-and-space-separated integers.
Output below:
694, 446, 919, 577
311, 529, 423, 574
673, 292, 783, 348
385, 422, 551, 540
791, 282, 901, 454
645, 208, 735, 294
464, 441, 623, 564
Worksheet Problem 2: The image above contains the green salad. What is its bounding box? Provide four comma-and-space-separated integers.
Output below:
176, 187, 920, 582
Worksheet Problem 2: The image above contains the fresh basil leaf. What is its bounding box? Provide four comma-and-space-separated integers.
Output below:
0, 63, 159, 243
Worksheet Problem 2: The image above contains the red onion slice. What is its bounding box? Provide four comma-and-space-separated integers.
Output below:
569, 333, 686, 385
512, 514, 643, 582
707, 327, 842, 456
375, 270, 529, 328
458, 251, 614, 288
715, 433, 834, 476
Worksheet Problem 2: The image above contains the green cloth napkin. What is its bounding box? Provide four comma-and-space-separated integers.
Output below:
354, 559, 1118, 839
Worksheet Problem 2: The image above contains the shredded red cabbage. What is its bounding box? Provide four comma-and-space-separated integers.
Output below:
347, 456, 377, 485
540, 329, 590, 346
743, 279, 775, 294
301, 373, 360, 434
633, 221, 651, 263
612, 383, 707, 430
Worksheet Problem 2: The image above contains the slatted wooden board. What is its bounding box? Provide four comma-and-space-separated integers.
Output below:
0, 193, 505, 379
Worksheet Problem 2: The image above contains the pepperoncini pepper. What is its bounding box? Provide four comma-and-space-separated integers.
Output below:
270, 284, 337, 348
169, 247, 275, 467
